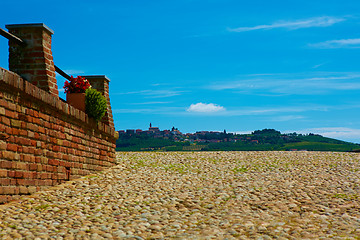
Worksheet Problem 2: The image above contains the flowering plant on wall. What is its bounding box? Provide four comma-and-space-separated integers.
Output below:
63, 76, 91, 94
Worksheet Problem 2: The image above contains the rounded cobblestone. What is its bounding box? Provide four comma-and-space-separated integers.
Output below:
0, 151, 359, 239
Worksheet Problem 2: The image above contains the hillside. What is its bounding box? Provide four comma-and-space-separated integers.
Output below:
116, 129, 360, 152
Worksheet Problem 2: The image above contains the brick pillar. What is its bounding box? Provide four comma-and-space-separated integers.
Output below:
82, 75, 115, 128
6, 23, 59, 96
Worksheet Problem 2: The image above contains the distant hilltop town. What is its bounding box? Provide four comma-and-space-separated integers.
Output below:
116, 125, 360, 152
117, 124, 296, 144
118, 123, 232, 143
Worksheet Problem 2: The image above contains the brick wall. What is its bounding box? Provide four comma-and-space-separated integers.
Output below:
0, 23, 118, 204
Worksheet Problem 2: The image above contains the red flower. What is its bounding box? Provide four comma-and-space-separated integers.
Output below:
64, 76, 91, 94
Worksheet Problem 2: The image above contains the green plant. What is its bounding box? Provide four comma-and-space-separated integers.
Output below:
85, 88, 107, 121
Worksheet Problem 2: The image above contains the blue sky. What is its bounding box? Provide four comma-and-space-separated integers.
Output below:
1, 0, 360, 143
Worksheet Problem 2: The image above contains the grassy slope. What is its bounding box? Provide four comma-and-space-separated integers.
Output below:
116, 133, 360, 152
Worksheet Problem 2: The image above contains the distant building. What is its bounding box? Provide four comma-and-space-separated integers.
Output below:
149, 122, 160, 132
149, 127, 160, 132
126, 129, 135, 134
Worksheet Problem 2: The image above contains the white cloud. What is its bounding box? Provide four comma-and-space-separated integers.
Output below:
114, 89, 185, 98
270, 115, 305, 122
299, 127, 360, 143
208, 72, 360, 94
113, 106, 184, 114
309, 38, 360, 48
187, 103, 226, 113
228, 16, 345, 32
130, 101, 172, 105
223, 105, 329, 116
312, 62, 327, 69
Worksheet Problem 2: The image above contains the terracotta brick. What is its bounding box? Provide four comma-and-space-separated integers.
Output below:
44, 179, 52, 185
28, 131, 35, 138
7, 143, 18, 152
15, 171, 23, 178
37, 164, 43, 171
46, 165, 53, 172
38, 127, 45, 134
30, 173, 37, 180
19, 129, 27, 136
8, 171, 15, 178
19, 186, 29, 194
0, 140, 6, 150
16, 162, 28, 170
24, 154, 35, 162
20, 137, 31, 146
5, 109, 17, 119
28, 186, 36, 193
35, 156, 41, 163
3, 151, 15, 160
0, 178, 10, 186
34, 149, 42, 156
12, 128, 20, 135
29, 163, 37, 171
52, 145, 60, 152
28, 146, 36, 154
7, 102, 16, 111
1, 116, 10, 125
10, 119, 21, 128
22, 171, 32, 179
1, 160, 12, 169
0, 195, 9, 204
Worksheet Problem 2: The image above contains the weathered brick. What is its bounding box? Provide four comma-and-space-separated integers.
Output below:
37, 164, 43, 171
15, 171, 23, 178
0, 178, 10, 186
2, 186, 15, 194
10, 119, 21, 128
46, 165, 54, 172
22, 171, 32, 179
3, 151, 15, 160
5, 109, 17, 118
7, 102, 16, 111
28, 186, 36, 193
40, 172, 49, 179
0, 195, 10, 203
29, 163, 37, 171
1, 160, 12, 169
25, 179, 36, 185
19, 129, 27, 136
0, 140, 6, 150
12, 128, 20, 135
19, 186, 29, 194
6, 143, 18, 152
1, 116, 10, 125
8, 171, 15, 178
28, 131, 35, 138
16, 162, 28, 170
0, 169, 7, 177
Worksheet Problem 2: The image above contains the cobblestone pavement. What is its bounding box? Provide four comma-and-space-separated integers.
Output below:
0, 151, 360, 239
